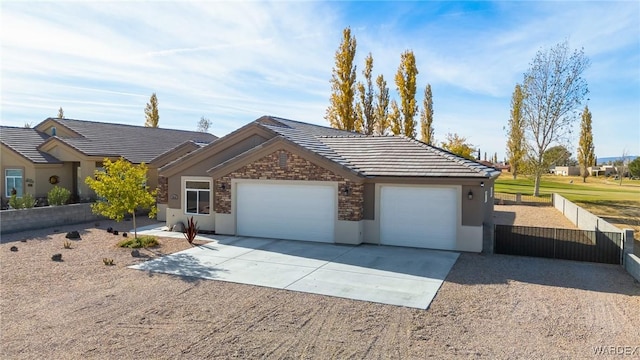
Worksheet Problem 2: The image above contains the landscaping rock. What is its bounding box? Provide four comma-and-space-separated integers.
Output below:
20, 239, 26, 243
10, 246, 18, 252
107, 227, 113, 233
131, 249, 140, 257
172, 222, 185, 233
113, 230, 119, 235
51, 253, 62, 261
122, 232, 128, 237
65, 231, 81, 240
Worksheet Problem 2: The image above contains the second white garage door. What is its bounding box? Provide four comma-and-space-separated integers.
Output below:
380, 186, 458, 250
236, 182, 336, 242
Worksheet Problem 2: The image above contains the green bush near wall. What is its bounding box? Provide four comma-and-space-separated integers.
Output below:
8, 193, 36, 209
48, 186, 71, 206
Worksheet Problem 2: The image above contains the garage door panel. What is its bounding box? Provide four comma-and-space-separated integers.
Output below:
237, 182, 335, 242
380, 186, 458, 250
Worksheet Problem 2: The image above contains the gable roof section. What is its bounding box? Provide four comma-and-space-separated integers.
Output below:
255, 116, 498, 178
34, 118, 218, 164
207, 136, 363, 181
159, 122, 276, 176
0, 126, 61, 164
164, 115, 501, 180
256, 116, 360, 169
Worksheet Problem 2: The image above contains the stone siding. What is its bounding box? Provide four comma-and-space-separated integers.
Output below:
214, 150, 363, 221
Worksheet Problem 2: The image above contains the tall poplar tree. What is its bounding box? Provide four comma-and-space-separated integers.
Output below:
419, 84, 434, 144
577, 105, 595, 182
395, 50, 419, 138
326, 27, 357, 131
57, 107, 64, 119
389, 100, 402, 135
144, 93, 160, 128
374, 74, 390, 135
506, 84, 526, 179
356, 53, 376, 135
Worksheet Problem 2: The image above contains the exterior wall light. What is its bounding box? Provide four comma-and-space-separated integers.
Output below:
468, 190, 473, 200
220, 183, 226, 191
480, 181, 485, 187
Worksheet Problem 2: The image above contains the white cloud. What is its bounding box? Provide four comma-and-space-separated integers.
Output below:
1, 1, 638, 159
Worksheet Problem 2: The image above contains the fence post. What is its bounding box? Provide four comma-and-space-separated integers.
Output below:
623, 229, 635, 265
553, 227, 557, 259
516, 193, 521, 204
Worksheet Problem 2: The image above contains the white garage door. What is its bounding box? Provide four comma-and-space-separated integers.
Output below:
236, 182, 336, 242
380, 186, 458, 250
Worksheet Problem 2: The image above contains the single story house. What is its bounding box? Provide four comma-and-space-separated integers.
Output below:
159, 116, 500, 252
551, 166, 580, 176
1, 118, 217, 218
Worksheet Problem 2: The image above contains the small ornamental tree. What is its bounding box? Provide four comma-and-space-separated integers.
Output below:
85, 158, 157, 239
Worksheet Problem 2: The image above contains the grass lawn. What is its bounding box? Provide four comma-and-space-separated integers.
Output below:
496, 174, 640, 241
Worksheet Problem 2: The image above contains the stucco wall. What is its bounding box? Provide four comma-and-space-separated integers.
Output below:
0, 203, 105, 234
33, 163, 74, 198
553, 194, 621, 233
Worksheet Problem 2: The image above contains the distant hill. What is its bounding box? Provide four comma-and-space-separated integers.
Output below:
597, 155, 638, 165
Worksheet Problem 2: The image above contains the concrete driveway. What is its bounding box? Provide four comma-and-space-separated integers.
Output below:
130, 235, 459, 309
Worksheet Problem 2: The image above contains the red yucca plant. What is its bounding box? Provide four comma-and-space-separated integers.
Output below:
184, 216, 198, 245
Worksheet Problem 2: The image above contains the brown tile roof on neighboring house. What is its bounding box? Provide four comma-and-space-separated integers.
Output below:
0, 126, 61, 164
255, 116, 500, 179
37, 118, 218, 164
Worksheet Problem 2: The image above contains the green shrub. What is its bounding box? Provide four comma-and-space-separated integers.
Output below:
117, 235, 158, 248
8, 194, 20, 209
21, 193, 36, 208
48, 186, 71, 206
7, 194, 36, 209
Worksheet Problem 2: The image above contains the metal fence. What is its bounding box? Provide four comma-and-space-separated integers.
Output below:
494, 192, 553, 206
495, 225, 623, 264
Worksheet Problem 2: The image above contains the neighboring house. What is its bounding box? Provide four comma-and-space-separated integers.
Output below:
0, 118, 217, 218
159, 116, 500, 252
552, 166, 580, 176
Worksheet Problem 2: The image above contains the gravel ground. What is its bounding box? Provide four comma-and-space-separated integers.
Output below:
1, 214, 639, 359
494, 204, 579, 228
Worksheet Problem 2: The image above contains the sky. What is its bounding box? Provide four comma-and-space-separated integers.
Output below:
1, 1, 639, 160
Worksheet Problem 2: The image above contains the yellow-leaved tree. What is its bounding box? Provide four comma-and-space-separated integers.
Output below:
85, 158, 157, 239
441, 133, 476, 160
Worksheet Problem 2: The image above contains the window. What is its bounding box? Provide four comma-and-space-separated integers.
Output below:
185, 180, 210, 215
5, 169, 23, 197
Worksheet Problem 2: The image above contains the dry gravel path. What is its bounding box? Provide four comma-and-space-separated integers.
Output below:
1, 215, 639, 359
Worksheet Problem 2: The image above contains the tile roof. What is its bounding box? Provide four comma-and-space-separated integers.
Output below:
257, 117, 360, 169
256, 116, 500, 179
318, 136, 500, 178
0, 127, 61, 164
39, 118, 217, 164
